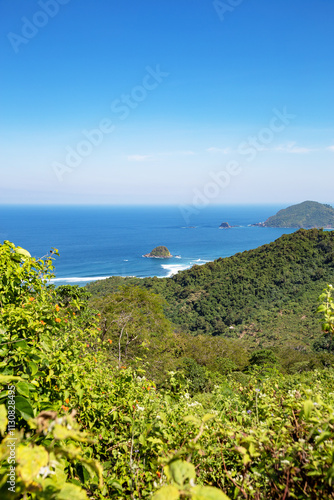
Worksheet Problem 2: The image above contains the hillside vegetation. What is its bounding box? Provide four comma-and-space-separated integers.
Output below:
1, 240, 334, 499
87, 229, 334, 353
0, 240, 334, 500
261, 201, 334, 228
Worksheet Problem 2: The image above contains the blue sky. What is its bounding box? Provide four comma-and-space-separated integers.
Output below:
1, 0, 333, 205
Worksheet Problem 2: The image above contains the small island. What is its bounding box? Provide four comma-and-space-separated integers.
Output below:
252, 201, 334, 229
219, 221, 238, 229
143, 246, 172, 258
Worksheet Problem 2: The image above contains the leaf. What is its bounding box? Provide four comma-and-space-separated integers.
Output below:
152, 485, 180, 500
16, 444, 49, 484
202, 413, 216, 423
0, 374, 23, 385
192, 485, 231, 499
147, 437, 163, 445
315, 431, 332, 446
16, 340, 28, 350
28, 361, 38, 376
15, 395, 34, 421
302, 400, 314, 420
139, 434, 147, 446
184, 415, 200, 425
16, 381, 30, 398
109, 480, 123, 491
0, 404, 8, 435
53, 424, 88, 443
167, 460, 196, 487
15, 247, 31, 259
56, 483, 88, 500
235, 446, 247, 455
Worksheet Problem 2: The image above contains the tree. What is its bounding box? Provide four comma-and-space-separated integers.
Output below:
91, 286, 174, 369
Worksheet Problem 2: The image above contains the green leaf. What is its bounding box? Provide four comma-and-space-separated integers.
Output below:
109, 480, 123, 491
0, 374, 23, 385
192, 485, 230, 499
139, 434, 147, 446
28, 361, 38, 376
16, 340, 28, 350
302, 400, 314, 420
315, 431, 332, 445
0, 404, 8, 435
167, 460, 196, 487
16, 444, 49, 484
152, 485, 180, 500
15, 247, 31, 259
202, 413, 216, 423
184, 415, 200, 425
56, 483, 88, 500
16, 381, 30, 398
15, 395, 34, 420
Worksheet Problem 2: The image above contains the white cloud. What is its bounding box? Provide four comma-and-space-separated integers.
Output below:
274, 142, 315, 154
327, 145, 334, 152
178, 150, 196, 156
127, 154, 153, 162
207, 147, 230, 154
127, 151, 195, 162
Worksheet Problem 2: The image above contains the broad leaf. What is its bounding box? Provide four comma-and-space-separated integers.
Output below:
152, 485, 180, 500
192, 485, 231, 499
15, 395, 34, 420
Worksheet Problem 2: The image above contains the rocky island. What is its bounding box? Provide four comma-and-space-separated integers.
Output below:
143, 246, 172, 258
252, 201, 334, 228
219, 222, 238, 229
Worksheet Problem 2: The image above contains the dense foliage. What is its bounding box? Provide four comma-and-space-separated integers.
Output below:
262, 201, 334, 228
1, 238, 334, 499
87, 229, 334, 353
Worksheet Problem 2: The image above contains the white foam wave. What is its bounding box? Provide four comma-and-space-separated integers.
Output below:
161, 263, 190, 277
49, 276, 112, 283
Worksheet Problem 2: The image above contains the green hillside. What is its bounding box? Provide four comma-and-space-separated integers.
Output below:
87, 228, 334, 351
2, 240, 334, 499
262, 200, 334, 228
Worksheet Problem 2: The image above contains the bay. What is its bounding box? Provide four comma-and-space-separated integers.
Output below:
0, 204, 296, 286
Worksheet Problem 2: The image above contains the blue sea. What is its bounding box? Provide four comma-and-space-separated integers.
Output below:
0, 204, 299, 286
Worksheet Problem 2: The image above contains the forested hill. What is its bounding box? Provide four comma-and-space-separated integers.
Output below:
87, 229, 334, 349
262, 200, 334, 228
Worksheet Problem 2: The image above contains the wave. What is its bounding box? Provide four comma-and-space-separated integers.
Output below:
161, 258, 209, 277
50, 258, 211, 283
160, 263, 190, 277
49, 276, 113, 283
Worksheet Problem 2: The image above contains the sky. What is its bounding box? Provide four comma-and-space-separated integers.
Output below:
0, 0, 333, 206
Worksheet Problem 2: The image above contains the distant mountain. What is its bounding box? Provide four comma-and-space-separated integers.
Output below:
255, 201, 334, 228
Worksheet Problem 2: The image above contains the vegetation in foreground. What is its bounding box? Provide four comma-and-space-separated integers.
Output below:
0, 239, 334, 499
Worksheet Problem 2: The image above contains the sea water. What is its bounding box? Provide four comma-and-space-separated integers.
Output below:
0, 204, 297, 286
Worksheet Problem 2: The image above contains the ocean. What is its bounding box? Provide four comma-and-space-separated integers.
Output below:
0, 204, 297, 286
